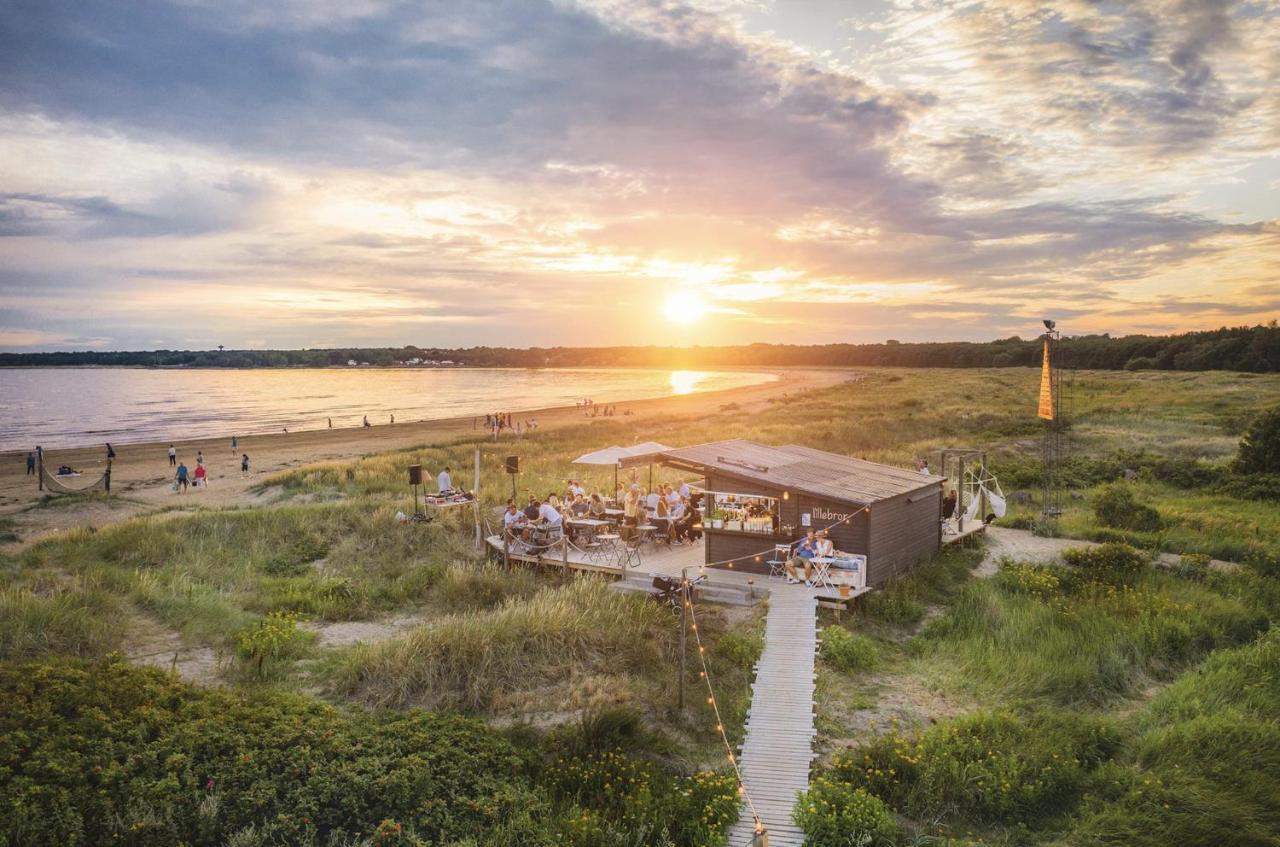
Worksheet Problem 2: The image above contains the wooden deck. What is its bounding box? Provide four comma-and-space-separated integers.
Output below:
726, 588, 818, 847
942, 519, 987, 545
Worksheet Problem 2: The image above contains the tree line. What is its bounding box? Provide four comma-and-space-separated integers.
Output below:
2, 323, 1277, 372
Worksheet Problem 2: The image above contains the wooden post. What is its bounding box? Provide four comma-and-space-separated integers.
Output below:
957, 455, 966, 533
678, 568, 687, 711
562, 535, 569, 570
503, 526, 511, 568
105, 460, 111, 494
473, 448, 482, 548
37, 449, 43, 491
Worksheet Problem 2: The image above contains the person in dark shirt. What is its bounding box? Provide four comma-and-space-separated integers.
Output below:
26, 452, 35, 475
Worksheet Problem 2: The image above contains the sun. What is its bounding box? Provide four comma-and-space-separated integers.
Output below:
663, 291, 709, 325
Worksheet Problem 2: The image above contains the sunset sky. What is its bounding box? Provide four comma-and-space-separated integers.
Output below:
1, 0, 1277, 351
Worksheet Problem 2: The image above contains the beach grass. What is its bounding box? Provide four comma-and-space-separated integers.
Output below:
3, 366, 1280, 845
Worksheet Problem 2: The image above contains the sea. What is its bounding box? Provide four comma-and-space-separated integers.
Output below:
0, 367, 776, 451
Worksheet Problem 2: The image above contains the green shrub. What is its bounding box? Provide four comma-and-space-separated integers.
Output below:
792, 778, 896, 847
1173, 553, 1211, 582
235, 611, 310, 677
819, 626, 878, 673
1093, 484, 1163, 532
1234, 405, 1280, 474
544, 751, 738, 846
1223, 472, 1280, 501
1244, 547, 1280, 578
827, 710, 1119, 826
1062, 543, 1150, 584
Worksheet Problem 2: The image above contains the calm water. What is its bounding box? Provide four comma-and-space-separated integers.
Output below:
0, 367, 776, 451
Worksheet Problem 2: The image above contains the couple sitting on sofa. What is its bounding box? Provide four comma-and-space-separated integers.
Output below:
784, 528, 864, 587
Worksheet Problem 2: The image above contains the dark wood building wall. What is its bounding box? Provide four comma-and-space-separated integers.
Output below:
867, 488, 942, 586
797, 494, 870, 556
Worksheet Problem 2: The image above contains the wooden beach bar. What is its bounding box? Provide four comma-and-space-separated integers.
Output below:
657, 439, 944, 587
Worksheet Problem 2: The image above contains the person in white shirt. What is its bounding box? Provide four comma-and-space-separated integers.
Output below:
502, 501, 524, 534
438, 466, 453, 493
645, 490, 660, 516
664, 485, 680, 509
815, 531, 835, 558
568, 480, 585, 497
677, 480, 690, 498
538, 500, 562, 526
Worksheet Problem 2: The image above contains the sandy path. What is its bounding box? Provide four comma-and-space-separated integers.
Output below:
0, 367, 853, 546
979, 526, 1236, 574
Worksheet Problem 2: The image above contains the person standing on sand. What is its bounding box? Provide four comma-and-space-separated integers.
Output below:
105, 443, 116, 461
390, 413, 395, 424
363, 416, 370, 428
241, 453, 250, 474
196, 450, 204, 466
175, 462, 189, 493
231, 435, 238, 451
168, 444, 177, 467
194, 462, 207, 488
328, 418, 332, 429
26, 452, 35, 475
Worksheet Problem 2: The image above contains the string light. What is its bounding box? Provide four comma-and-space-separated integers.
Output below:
684, 577, 763, 835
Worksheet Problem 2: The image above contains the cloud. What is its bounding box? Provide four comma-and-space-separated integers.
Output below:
0, 0, 1275, 351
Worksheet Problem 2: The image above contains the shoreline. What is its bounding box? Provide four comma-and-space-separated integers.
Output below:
0, 365, 779, 453
0, 367, 856, 545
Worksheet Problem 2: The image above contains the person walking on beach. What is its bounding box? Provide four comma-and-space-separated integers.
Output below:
193, 462, 207, 488
168, 444, 177, 467
390, 413, 395, 425
241, 453, 250, 475
363, 415, 370, 428
26, 452, 35, 476
175, 462, 189, 493
328, 418, 332, 429
231, 435, 238, 451
105, 443, 116, 461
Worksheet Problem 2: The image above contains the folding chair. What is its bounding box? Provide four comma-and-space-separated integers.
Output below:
767, 543, 791, 579
619, 535, 644, 569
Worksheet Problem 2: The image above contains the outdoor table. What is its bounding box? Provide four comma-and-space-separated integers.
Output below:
635, 524, 658, 546
566, 517, 610, 544
810, 556, 837, 590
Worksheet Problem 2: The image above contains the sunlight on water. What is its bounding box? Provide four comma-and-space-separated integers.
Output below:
668, 370, 712, 395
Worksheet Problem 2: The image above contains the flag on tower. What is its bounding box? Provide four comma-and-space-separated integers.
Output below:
1037, 339, 1055, 421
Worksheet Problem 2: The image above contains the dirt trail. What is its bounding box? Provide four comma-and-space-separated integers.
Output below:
979, 526, 1236, 576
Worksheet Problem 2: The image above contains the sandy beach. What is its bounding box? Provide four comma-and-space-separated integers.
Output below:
0, 367, 854, 545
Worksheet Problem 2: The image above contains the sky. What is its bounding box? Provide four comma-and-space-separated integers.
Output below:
1, 0, 1277, 352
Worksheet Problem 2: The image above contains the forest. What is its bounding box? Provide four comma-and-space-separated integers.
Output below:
1, 323, 1277, 372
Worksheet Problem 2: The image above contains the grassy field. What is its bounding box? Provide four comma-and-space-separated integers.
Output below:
1, 366, 1278, 845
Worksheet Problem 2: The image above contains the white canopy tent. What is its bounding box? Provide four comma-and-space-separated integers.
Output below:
572, 442, 673, 492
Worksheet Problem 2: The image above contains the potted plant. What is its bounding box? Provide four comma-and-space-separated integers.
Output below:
710, 509, 725, 529
838, 583, 851, 599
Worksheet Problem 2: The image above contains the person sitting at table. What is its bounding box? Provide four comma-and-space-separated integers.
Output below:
588, 492, 607, 518
815, 530, 834, 558
663, 484, 680, 510
654, 495, 672, 543
645, 489, 660, 517
503, 500, 526, 539
668, 497, 691, 543
536, 497, 563, 537
677, 480, 690, 498
437, 466, 453, 494
570, 494, 590, 516
785, 530, 819, 585
568, 479, 586, 498
523, 496, 541, 522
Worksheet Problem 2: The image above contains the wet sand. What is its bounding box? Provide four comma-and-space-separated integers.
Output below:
0, 367, 854, 545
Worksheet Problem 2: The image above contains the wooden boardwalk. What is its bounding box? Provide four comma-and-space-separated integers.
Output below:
726, 587, 818, 847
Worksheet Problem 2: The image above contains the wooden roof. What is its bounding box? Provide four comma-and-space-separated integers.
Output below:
659, 439, 941, 505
